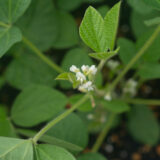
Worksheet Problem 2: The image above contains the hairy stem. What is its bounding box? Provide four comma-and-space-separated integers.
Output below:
122, 98, 160, 106
22, 36, 64, 73
92, 113, 116, 152
33, 94, 90, 143
107, 25, 160, 93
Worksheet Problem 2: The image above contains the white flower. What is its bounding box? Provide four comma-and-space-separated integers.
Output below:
88, 65, 97, 75
76, 72, 86, 83
81, 65, 89, 74
123, 79, 137, 96
87, 114, 94, 120
70, 65, 79, 73
107, 60, 120, 70
78, 81, 94, 92
104, 93, 112, 101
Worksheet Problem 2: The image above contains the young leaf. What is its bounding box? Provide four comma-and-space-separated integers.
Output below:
35, 144, 76, 160
127, 105, 160, 145
56, 72, 72, 81
0, 26, 22, 57
77, 153, 106, 160
104, 2, 121, 50
79, 6, 106, 52
0, 137, 33, 159
101, 100, 130, 113
46, 113, 88, 149
0, 0, 31, 24
89, 47, 120, 60
11, 85, 67, 127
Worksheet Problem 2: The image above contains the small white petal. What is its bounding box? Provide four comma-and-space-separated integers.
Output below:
76, 72, 86, 83
104, 93, 112, 101
89, 65, 97, 75
70, 65, 79, 73
107, 60, 120, 70
81, 65, 89, 73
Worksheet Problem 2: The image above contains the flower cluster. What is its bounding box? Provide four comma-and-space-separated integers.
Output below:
70, 65, 97, 92
123, 79, 138, 96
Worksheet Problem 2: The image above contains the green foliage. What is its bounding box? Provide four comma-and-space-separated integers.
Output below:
137, 62, 160, 80
35, 144, 76, 160
0, 137, 33, 159
5, 52, 57, 90
78, 153, 106, 160
0, 0, 31, 57
80, 2, 121, 52
69, 94, 92, 112
89, 47, 120, 60
145, 17, 160, 26
52, 11, 79, 49
17, 0, 59, 51
101, 100, 130, 113
143, 0, 160, 10
127, 105, 160, 145
56, 0, 82, 11
11, 85, 67, 127
46, 113, 88, 149
118, 38, 136, 65
0, 106, 17, 137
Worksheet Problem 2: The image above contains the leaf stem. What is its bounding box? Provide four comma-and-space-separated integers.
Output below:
33, 93, 90, 143
91, 113, 116, 152
0, 21, 10, 28
107, 25, 160, 93
22, 36, 64, 73
122, 98, 160, 106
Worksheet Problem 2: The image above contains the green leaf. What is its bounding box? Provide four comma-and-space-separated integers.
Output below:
79, 6, 106, 52
0, 0, 31, 24
11, 85, 67, 127
0, 106, 17, 137
56, 72, 76, 83
89, 47, 120, 60
56, 0, 82, 11
104, 2, 121, 50
46, 113, 88, 149
101, 100, 130, 113
128, 0, 153, 14
131, 10, 158, 38
0, 0, 31, 57
17, 0, 59, 51
77, 153, 106, 160
35, 144, 76, 160
52, 11, 79, 49
127, 105, 160, 145
69, 94, 92, 112
5, 51, 57, 90
0, 76, 5, 89
137, 62, 160, 80
17, 129, 83, 152
0, 26, 22, 57
83, 0, 104, 3
117, 38, 136, 65
145, 17, 160, 26
142, 0, 160, 10
136, 29, 160, 62
0, 137, 33, 159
